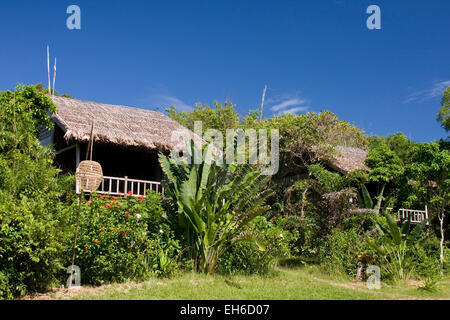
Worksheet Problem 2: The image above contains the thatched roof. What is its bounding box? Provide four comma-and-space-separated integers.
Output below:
326, 146, 370, 174
51, 96, 201, 151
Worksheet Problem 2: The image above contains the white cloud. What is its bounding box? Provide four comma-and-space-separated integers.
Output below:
404, 80, 450, 103
270, 98, 307, 112
267, 92, 310, 115
158, 95, 193, 112
279, 106, 310, 114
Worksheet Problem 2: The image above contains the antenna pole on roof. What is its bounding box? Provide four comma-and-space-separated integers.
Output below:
259, 85, 267, 122
52, 57, 57, 96
47, 45, 51, 96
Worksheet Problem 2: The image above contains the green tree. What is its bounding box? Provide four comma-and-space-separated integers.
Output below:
364, 144, 404, 213
437, 86, 450, 133
0, 85, 64, 298
167, 101, 240, 136
405, 142, 449, 272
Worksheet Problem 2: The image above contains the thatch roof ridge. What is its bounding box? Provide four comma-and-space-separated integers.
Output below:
51, 96, 200, 151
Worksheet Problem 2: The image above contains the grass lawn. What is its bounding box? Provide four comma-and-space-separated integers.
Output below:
27, 265, 450, 300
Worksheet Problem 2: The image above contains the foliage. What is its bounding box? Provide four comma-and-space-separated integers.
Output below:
368, 133, 415, 164
159, 141, 273, 274
266, 111, 368, 171
437, 86, 450, 133
320, 228, 367, 277
307, 164, 344, 192
61, 191, 171, 285
0, 85, 62, 299
168, 103, 368, 175
366, 215, 427, 282
166, 101, 240, 135
364, 144, 404, 212
0, 84, 57, 131
417, 277, 439, 292
218, 216, 294, 275
319, 188, 357, 231
404, 142, 449, 271
145, 231, 181, 278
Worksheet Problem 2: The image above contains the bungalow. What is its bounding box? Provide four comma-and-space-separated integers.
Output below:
39, 96, 198, 196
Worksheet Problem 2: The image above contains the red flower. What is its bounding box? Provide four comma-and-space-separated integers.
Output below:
105, 203, 111, 208
115, 201, 120, 205
100, 227, 105, 232
125, 211, 130, 216
271, 216, 277, 221
116, 228, 120, 232
66, 192, 71, 196
170, 230, 175, 233
139, 195, 144, 199
127, 190, 133, 195
112, 196, 116, 201
94, 240, 98, 244
122, 232, 127, 236
85, 200, 90, 205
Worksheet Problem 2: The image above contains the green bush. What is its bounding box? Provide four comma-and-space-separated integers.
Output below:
0, 86, 68, 299
218, 216, 294, 275
283, 215, 322, 256
320, 228, 368, 278
408, 230, 441, 279
60, 191, 175, 285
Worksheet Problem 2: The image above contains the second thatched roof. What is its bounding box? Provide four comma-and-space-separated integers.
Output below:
51, 96, 201, 151
326, 146, 370, 174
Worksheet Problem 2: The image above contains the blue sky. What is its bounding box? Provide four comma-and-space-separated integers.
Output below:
0, 0, 449, 142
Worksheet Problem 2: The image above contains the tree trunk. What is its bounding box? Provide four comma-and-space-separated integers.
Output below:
356, 261, 366, 281
300, 188, 307, 218
439, 212, 445, 274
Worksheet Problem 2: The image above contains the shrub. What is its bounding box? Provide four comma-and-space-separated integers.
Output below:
60, 191, 171, 285
408, 230, 441, 279
320, 228, 367, 278
218, 216, 294, 275
0, 170, 66, 299
283, 215, 322, 256
0, 86, 67, 299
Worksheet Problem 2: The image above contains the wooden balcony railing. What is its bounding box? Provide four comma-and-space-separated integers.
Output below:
96, 176, 164, 196
395, 205, 429, 225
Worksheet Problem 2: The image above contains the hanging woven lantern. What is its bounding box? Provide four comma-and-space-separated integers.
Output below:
75, 160, 103, 193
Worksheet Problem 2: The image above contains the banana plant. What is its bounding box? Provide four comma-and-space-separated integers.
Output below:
159, 141, 273, 274
366, 215, 427, 282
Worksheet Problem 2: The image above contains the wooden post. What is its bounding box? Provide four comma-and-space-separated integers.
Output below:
75, 143, 80, 169
124, 176, 128, 195
425, 205, 428, 225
